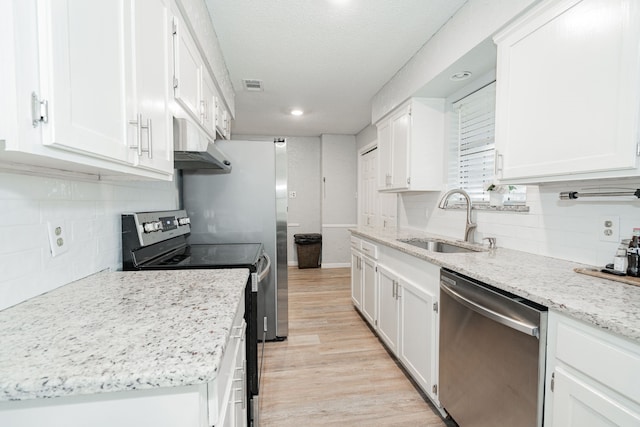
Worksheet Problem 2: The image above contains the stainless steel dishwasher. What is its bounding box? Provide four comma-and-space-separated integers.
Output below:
439, 268, 547, 427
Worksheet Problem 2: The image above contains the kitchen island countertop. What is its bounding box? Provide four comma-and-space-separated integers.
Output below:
0, 269, 249, 402
351, 226, 640, 343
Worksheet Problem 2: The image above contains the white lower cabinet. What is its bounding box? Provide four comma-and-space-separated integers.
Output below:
376, 265, 399, 353
350, 236, 378, 328
361, 255, 377, 327
350, 249, 363, 309
0, 297, 247, 427
545, 311, 640, 426
350, 233, 442, 410
398, 277, 437, 400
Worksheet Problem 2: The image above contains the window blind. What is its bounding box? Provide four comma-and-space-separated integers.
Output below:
449, 82, 525, 204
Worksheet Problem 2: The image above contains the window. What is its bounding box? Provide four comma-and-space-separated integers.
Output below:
448, 81, 525, 204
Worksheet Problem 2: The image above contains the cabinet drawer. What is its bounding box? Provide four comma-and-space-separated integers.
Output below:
555, 318, 640, 404
360, 240, 378, 259
350, 236, 361, 250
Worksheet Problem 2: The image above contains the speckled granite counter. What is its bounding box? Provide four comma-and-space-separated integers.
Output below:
351, 226, 640, 343
0, 269, 249, 401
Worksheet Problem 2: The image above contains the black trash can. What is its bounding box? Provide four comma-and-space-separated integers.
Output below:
294, 233, 322, 269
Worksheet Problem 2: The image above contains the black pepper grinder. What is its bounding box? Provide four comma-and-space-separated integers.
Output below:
627, 228, 640, 277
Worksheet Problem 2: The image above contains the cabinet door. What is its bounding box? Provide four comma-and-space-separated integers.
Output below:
361, 256, 377, 327
390, 106, 410, 189
350, 250, 363, 309
377, 118, 392, 189
495, 0, 640, 181
172, 15, 201, 121
377, 265, 398, 354
201, 72, 217, 137
552, 367, 640, 426
399, 279, 437, 401
131, 0, 173, 174
38, 0, 132, 164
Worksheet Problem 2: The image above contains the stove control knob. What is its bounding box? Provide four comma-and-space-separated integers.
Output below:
152, 221, 163, 231
143, 222, 156, 233
178, 217, 191, 226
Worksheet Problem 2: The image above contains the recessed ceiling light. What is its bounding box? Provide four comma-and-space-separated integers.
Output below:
450, 71, 472, 81
291, 109, 304, 116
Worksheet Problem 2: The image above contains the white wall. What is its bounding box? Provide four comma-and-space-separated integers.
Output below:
356, 124, 377, 152
399, 179, 640, 267
285, 137, 322, 265
0, 172, 178, 310
371, 0, 537, 122
321, 135, 357, 267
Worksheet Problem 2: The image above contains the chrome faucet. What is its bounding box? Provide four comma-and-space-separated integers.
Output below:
438, 188, 477, 243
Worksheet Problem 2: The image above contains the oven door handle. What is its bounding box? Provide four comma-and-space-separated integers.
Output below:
258, 252, 271, 282
441, 280, 540, 338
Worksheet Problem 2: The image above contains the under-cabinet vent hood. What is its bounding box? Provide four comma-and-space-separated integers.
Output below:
173, 118, 232, 172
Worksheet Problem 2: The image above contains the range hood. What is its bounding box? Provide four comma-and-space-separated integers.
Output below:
173, 118, 232, 172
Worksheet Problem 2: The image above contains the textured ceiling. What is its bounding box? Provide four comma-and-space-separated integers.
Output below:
205, 0, 467, 137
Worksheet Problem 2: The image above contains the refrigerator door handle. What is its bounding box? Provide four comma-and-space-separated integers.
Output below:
258, 252, 271, 283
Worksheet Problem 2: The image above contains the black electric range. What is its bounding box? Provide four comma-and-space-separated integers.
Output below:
121, 210, 266, 426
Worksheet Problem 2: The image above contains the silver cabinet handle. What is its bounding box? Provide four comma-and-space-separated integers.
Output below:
128, 115, 152, 159
146, 118, 152, 159
128, 113, 143, 156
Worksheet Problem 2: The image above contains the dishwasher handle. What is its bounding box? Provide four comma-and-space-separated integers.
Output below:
441, 279, 540, 338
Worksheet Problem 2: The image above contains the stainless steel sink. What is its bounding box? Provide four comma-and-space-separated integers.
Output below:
398, 239, 480, 254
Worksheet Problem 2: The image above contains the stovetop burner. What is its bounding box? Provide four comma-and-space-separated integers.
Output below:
146, 243, 264, 269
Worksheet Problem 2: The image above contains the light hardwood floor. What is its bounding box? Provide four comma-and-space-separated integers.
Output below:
258, 267, 451, 426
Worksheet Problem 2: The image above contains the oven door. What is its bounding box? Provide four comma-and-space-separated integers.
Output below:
248, 252, 270, 427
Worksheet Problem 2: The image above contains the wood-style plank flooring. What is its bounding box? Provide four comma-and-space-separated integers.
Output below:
258, 267, 450, 426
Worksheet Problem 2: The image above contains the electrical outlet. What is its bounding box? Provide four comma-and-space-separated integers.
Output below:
47, 221, 69, 257
599, 216, 620, 243
289, 191, 297, 199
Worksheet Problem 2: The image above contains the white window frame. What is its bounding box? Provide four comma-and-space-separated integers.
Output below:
448, 81, 526, 205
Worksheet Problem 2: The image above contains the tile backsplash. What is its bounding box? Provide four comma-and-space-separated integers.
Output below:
0, 172, 178, 310
399, 178, 640, 267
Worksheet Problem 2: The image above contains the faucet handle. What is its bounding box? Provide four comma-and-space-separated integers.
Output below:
483, 237, 497, 249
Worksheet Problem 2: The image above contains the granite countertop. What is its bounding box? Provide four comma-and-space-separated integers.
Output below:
351, 226, 640, 343
0, 269, 249, 402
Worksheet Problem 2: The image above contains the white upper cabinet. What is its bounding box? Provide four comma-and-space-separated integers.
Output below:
0, 0, 174, 180
171, 11, 231, 140
494, 0, 640, 183
172, 12, 202, 123
39, 0, 132, 164
130, 0, 173, 174
376, 98, 445, 192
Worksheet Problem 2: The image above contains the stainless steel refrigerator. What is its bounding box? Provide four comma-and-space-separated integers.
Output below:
181, 139, 288, 341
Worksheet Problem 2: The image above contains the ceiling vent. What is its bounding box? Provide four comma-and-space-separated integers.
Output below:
242, 79, 264, 91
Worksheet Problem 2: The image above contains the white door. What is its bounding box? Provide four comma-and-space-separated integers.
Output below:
552, 367, 640, 426
361, 256, 377, 327
38, 0, 132, 164
359, 147, 379, 227
495, 0, 640, 180
377, 119, 392, 189
201, 72, 217, 136
377, 265, 398, 354
390, 106, 410, 189
173, 14, 201, 121
131, 0, 173, 174
399, 279, 437, 401
350, 250, 363, 309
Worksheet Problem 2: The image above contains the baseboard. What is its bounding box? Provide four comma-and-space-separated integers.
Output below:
321, 263, 351, 269
287, 262, 350, 269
